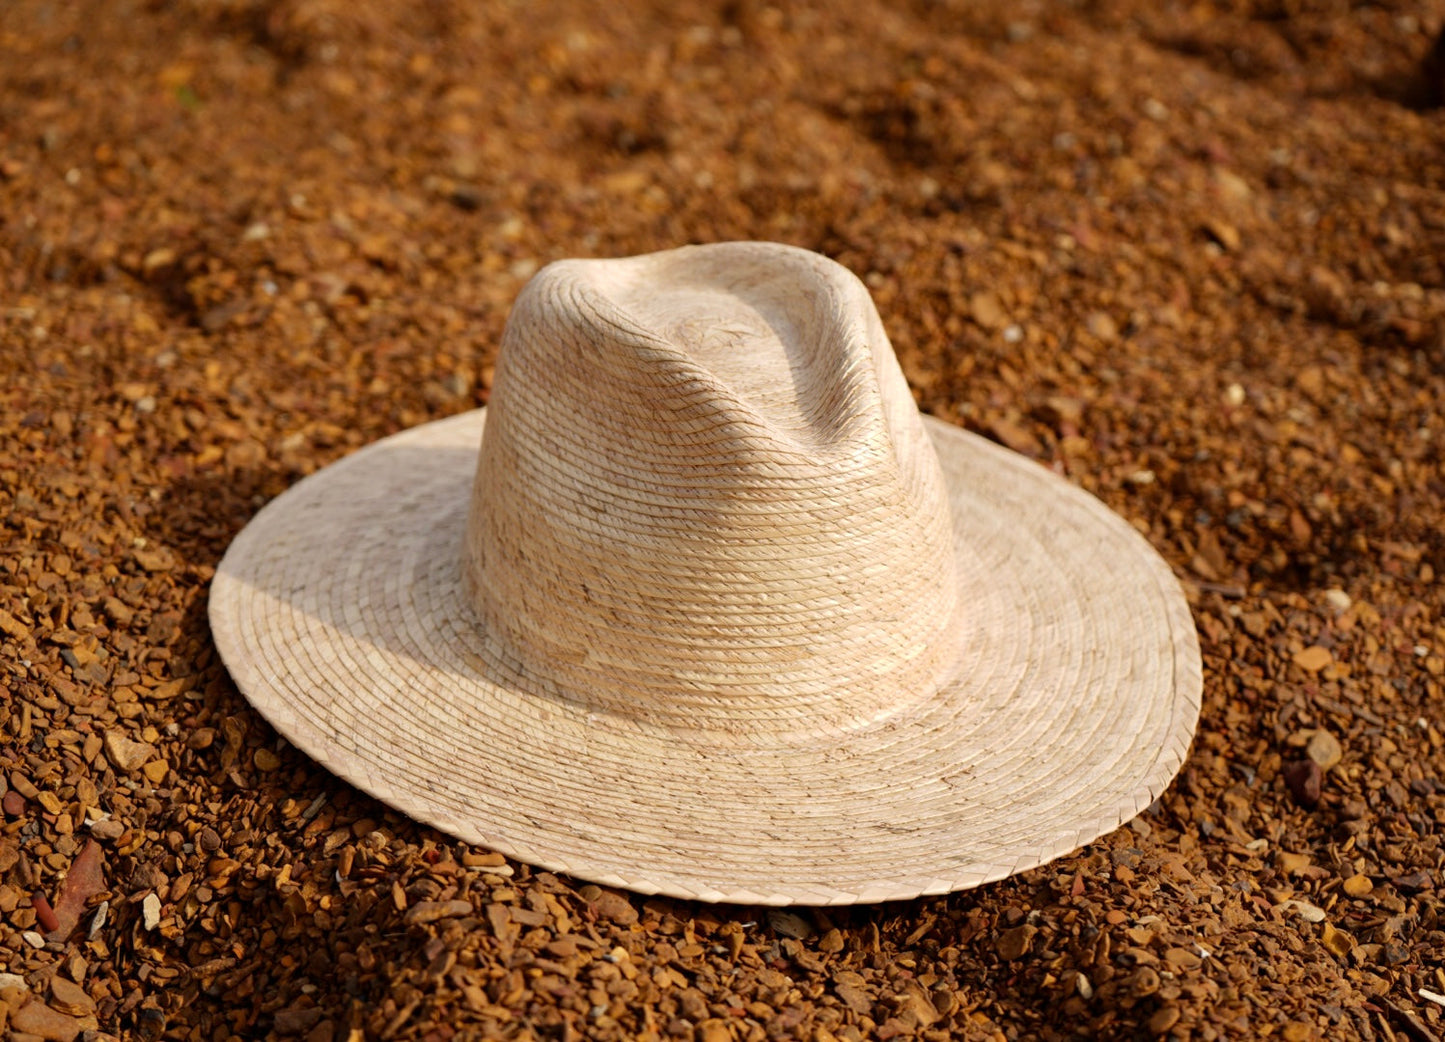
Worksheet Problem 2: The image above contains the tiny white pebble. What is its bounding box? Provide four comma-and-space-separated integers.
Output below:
89, 901, 109, 939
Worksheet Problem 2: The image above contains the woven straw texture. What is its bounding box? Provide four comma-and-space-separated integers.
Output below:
210, 242, 1201, 905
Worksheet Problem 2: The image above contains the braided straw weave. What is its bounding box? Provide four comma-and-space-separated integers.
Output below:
210, 242, 1201, 905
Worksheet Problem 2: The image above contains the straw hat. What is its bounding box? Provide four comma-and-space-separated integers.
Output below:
210, 241, 1200, 905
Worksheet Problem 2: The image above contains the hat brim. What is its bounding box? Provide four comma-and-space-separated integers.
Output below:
209, 409, 1200, 905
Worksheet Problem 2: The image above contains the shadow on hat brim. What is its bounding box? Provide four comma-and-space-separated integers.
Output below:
209, 409, 1201, 905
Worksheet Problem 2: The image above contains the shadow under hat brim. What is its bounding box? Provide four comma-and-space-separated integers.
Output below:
209, 409, 1201, 905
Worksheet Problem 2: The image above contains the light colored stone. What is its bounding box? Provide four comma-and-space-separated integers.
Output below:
88, 901, 108, 939
1280, 899, 1326, 923
1213, 167, 1253, 202
102, 731, 156, 773
89, 819, 124, 840
141, 893, 162, 930
1307, 729, 1343, 771
1323, 588, 1351, 613
1085, 311, 1118, 341
968, 291, 1005, 330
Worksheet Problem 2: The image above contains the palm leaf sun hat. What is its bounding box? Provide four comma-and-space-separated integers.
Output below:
209, 241, 1201, 905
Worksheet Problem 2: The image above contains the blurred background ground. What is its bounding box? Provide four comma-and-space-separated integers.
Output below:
2, 0, 1445, 1039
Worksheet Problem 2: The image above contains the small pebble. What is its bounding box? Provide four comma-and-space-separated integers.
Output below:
1282, 759, 1322, 808
1276, 851, 1310, 875
1341, 874, 1372, 897
1280, 899, 1326, 923
995, 923, 1036, 960
1085, 310, 1118, 341
137, 1007, 166, 1041
272, 1007, 325, 1035
969, 291, 1005, 330
403, 900, 472, 925
1306, 730, 1342, 771
1292, 646, 1333, 673
449, 184, 484, 211
11, 999, 98, 1041
31, 891, 60, 933
88, 902, 108, 939
767, 909, 812, 940
90, 818, 124, 840
1148, 1004, 1181, 1034
590, 890, 638, 925
103, 732, 156, 773
48, 975, 96, 1015
254, 748, 282, 771
1320, 922, 1353, 957
141, 893, 162, 930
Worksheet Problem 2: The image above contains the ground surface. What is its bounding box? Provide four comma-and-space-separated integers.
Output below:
3, 0, 1445, 1039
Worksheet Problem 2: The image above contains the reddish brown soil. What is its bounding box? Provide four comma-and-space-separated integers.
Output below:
3, 1, 1445, 1040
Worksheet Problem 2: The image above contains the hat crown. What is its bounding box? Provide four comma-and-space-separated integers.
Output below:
464, 243, 960, 733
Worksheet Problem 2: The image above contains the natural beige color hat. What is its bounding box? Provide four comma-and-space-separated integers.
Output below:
210, 241, 1201, 905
